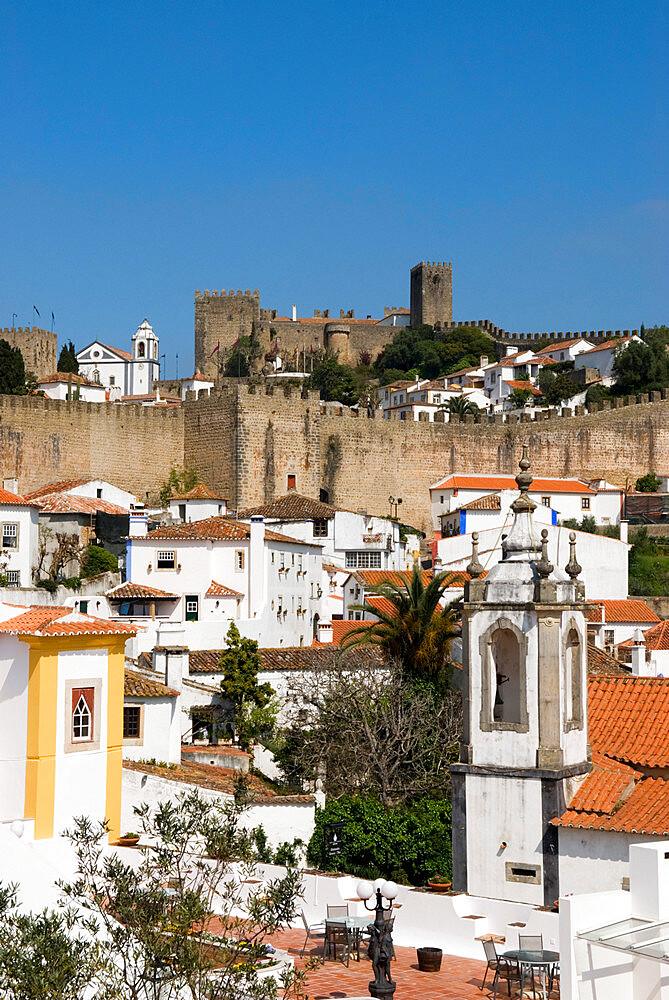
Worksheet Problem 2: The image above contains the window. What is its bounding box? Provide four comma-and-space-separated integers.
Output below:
79, 600, 88, 614
96, 488, 103, 498
2, 523, 18, 548
565, 627, 582, 727
297, 553, 303, 571
72, 688, 94, 742
138, 341, 145, 357
433, 394, 441, 403
123, 705, 141, 739
582, 497, 590, 509
235, 550, 245, 571
6, 570, 19, 587
93, 369, 100, 383
542, 497, 550, 507
319, 489, 330, 503
604, 629, 615, 646
492, 628, 522, 725
157, 550, 175, 569
440, 495, 444, 504
313, 518, 328, 537
109, 376, 115, 386
185, 595, 199, 621
345, 551, 382, 569
287, 474, 296, 490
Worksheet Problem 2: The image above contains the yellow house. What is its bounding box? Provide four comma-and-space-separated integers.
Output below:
0, 605, 136, 841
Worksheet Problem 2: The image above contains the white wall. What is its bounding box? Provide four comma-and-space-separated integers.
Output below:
68, 481, 136, 508
168, 498, 228, 522
558, 827, 663, 896
123, 696, 181, 765
0, 503, 39, 588
0, 635, 29, 822
54, 648, 109, 837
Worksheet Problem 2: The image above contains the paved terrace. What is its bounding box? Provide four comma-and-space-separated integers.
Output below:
245, 926, 559, 999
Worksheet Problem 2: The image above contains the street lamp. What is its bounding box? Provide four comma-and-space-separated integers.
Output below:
356, 878, 398, 1000
388, 496, 402, 519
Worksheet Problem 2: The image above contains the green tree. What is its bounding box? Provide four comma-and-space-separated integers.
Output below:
613, 339, 669, 395
57, 341, 79, 374
220, 623, 276, 749
635, 473, 661, 493
628, 527, 669, 597
538, 369, 579, 405
443, 396, 479, 419
374, 325, 495, 382
81, 544, 119, 577
585, 383, 611, 406
0, 340, 26, 395
308, 356, 360, 406
159, 465, 199, 506
507, 387, 532, 408
342, 565, 459, 685
223, 335, 262, 377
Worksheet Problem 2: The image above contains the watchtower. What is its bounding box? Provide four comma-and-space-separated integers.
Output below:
324, 322, 351, 364
410, 261, 453, 328
194, 289, 265, 380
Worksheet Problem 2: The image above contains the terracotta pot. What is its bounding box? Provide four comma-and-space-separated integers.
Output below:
417, 947, 443, 972
427, 880, 452, 892
118, 836, 140, 847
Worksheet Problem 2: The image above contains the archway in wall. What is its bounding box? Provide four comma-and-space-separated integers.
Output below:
492, 627, 522, 724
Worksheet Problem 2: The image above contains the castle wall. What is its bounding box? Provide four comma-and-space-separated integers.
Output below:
0, 396, 184, 498
0, 326, 57, 380
194, 289, 263, 379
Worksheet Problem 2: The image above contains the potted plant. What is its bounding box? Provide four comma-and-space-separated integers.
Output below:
118, 831, 141, 847
427, 876, 452, 892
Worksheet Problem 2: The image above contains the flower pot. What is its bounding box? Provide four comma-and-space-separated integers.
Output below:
417, 947, 443, 972
118, 836, 140, 847
427, 879, 452, 892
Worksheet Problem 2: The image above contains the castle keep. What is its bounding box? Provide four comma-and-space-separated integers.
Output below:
0, 326, 57, 380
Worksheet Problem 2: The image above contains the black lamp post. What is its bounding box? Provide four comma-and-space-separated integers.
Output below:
356, 879, 398, 1000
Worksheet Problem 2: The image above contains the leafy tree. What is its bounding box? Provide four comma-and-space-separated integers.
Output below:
628, 527, 669, 597
507, 387, 532, 409
59, 789, 304, 1000
374, 325, 495, 381
220, 623, 276, 749
342, 565, 459, 685
223, 335, 262, 377
57, 341, 79, 374
537, 369, 580, 405
613, 339, 669, 395
0, 340, 26, 395
378, 367, 408, 386
635, 473, 661, 493
308, 356, 360, 406
307, 794, 453, 886
281, 658, 461, 806
0, 883, 109, 1000
443, 396, 479, 419
585, 383, 611, 406
81, 544, 119, 577
159, 465, 199, 506
357, 349, 372, 367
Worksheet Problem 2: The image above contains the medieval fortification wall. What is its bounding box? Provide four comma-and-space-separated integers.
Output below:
0, 389, 666, 531
0, 326, 57, 380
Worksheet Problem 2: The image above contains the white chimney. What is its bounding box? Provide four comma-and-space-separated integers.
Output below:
292, 304, 297, 322
316, 620, 334, 644
164, 646, 186, 692
630, 629, 647, 676
480, 355, 488, 368
620, 520, 629, 544
505, 346, 515, 356
129, 503, 148, 537
248, 516, 265, 618
3, 478, 18, 494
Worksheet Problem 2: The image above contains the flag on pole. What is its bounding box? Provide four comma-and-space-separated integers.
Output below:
33, 305, 40, 317
210, 342, 220, 357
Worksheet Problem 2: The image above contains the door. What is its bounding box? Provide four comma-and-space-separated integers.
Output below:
185, 595, 199, 621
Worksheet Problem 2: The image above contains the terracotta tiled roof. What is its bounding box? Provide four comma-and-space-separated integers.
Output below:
588, 675, 669, 768
146, 642, 385, 675
587, 642, 630, 676
236, 492, 339, 521
315, 620, 376, 647
352, 569, 471, 589
504, 380, 542, 395
171, 483, 226, 501
144, 516, 319, 547
107, 582, 178, 600
98, 341, 132, 361
35, 493, 128, 516
0, 607, 136, 637
120, 392, 180, 402
619, 620, 669, 651
459, 493, 502, 512
123, 759, 313, 802
583, 335, 637, 355
38, 372, 97, 386
25, 479, 91, 499
0, 488, 41, 508
535, 338, 592, 355
205, 581, 244, 598
585, 600, 660, 624
186, 371, 212, 382
124, 668, 178, 697
431, 474, 594, 494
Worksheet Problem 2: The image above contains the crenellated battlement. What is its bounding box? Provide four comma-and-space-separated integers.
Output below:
444, 319, 639, 346
194, 288, 260, 300
0, 325, 57, 379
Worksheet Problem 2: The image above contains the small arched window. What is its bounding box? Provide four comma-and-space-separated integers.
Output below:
137, 341, 145, 358
565, 627, 582, 726
72, 689, 93, 741
93, 368, 100, 384
492, 628, 522, 725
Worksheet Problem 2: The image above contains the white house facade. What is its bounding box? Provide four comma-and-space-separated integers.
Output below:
77, 319, 160, 397
0, 488, 40, 589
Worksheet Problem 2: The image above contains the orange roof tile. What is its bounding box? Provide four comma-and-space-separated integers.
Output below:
107, 582, 178, 600
205, 581, 244, 598
504, 380, 542, 395
38, 372, 98, 386
143, 516, 319, 547
619, 620, 669, 651
431, 474, 594, 494
583, 335, 637, 355
25, 479, 91, 499
0, 607, 136, 637
459, 493, 502, 511
556, 775, 669, 836
0, 488, 41, 508
585, 600, 660, 624
587, 641, 630, 676
535, 338, 592, 355
171, 483, 226, 501
124, 668, 178, 698
35, 493, 128, 516
588, 675, 669, 767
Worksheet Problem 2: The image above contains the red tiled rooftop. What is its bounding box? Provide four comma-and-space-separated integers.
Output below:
504, 380, 542, 395
107, 582, 179, 600
431, 474, 594, 494
205, 580, 244, 598
0, 607, 136, 637
35, 493, 128, 515
171, 483, 226, 501
143, 516, 320, 547
585, 600, 660, 624
619, 619, 669, 651
0, 488, 41, 508
25, 478, 92, 499
588, 675, 669, 768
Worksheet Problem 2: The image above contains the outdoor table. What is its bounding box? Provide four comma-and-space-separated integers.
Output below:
325, 915, 372, 962
502, 949, 559, 999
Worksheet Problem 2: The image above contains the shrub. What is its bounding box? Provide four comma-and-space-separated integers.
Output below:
635, 473, 661, 493
80, 546, 118, 578
307, 794, 452, 886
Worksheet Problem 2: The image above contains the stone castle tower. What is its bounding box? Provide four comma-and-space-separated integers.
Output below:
194, 289, 269, 380
451, 448, 590, 906
409, 261, 453, 328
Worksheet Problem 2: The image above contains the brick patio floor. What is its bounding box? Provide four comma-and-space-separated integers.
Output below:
263, 926, 506, 1000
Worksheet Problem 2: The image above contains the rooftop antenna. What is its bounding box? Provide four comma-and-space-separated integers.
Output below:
176, 353, 179, 379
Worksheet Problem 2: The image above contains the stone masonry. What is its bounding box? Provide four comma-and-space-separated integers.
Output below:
0, 326, 57, 380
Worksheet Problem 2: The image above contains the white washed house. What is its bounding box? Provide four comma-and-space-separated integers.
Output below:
77, 319, 160, 397
168, 483, 228, 523
0, 487, 40, 589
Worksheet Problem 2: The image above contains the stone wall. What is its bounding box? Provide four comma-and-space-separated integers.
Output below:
0, 395, 184, 498
0, 326, 57, 379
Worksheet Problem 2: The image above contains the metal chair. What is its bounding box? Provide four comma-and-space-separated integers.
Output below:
325, 921, 352, 966
518, 934, 547, 996
327, 904, 349, 918
300, 910, 326, 959
481, 939, 519, 998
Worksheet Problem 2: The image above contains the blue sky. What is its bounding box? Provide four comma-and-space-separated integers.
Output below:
1, 0, 667, 375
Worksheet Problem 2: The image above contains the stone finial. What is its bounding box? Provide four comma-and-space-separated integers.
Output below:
565, 531, 582, 580
536, 528, 554, 579
466, 531, 484, 578
510, 444, 536, 515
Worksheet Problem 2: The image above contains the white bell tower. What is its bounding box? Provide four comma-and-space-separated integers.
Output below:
129, 319, 160, 396
451, 447, 591, 906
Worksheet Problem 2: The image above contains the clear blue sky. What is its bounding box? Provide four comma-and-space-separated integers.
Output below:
1, 0, 667, 375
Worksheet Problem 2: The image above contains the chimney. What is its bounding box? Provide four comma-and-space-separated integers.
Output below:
480, 355, 488, 368
505, 346, 516, 357
620, 519, 629, 544
316, 620, 334, 644
248, 516, 265, 617
129, 503, 148, 537
164, 646, 187, 692
292, 304, 297, 322
3, 478, 18, 494
630, 629, 647, 676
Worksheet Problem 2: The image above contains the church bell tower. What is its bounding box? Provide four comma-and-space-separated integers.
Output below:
451, 447, 591, 906
129, 319, 160, 396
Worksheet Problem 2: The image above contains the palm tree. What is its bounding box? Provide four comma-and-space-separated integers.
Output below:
443, 396, 480, 419
342, 565, 460, 684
